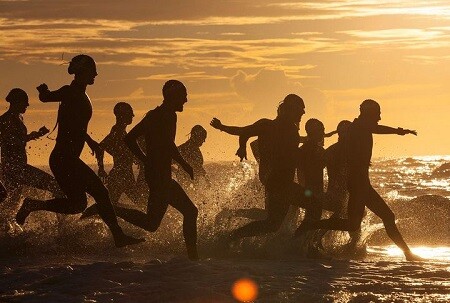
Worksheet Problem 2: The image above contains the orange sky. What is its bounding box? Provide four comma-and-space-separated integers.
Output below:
1, 0, 449, 165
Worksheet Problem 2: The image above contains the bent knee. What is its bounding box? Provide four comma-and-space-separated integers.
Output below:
348, 218, 362, 231
147, 220, 162, 232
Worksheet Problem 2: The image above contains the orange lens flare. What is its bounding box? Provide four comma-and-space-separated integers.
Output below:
231, 278, 259, 302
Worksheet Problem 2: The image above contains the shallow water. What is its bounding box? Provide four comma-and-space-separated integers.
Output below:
0, 156, 449, 302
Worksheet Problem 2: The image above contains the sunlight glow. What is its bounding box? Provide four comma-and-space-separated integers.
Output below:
382, 245, 450, 261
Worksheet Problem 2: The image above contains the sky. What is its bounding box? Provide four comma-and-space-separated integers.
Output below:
1, 0, 449, 165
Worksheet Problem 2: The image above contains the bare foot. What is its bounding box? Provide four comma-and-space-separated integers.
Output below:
16, 198, 33, 225
114, 233, 145, 248
405, 252, 425, 262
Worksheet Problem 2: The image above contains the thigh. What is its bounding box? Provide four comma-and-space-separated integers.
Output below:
167, 180, 196, 214
347, 186, 368, 222
147, 190, 169, 223
365, 187, 394, 220
266, 187, 290, 225
50, 153, 86, 199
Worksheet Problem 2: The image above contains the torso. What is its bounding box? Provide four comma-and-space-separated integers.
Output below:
0, 111, 27, 169
143, 106, 177, 181
257, 119, 300, 187
54, 83, 92, 157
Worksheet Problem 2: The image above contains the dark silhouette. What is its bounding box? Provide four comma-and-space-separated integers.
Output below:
295, 99, 422, 261
175, 125, 209, 189
81, 102, 145, 219
113, 80, 199, 260
15, 55, 143, 248
218, 123, 337, 224
319, 120, 362, 251
210, 94, 317, 241
0, 88, 63, 210
297, 118, 327, 221
322, 120, 352, 214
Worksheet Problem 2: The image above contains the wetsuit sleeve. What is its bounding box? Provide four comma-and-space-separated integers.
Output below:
219, 119, 270, 137
39, 85, 70, 103
373, 124, 411, 135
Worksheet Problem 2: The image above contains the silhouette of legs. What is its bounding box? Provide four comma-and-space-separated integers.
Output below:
232, 182, 313, 240
16, 151, 143, 247
115, 179, 198, 259
295, 179, 417, 259
81, 168, 142, 218
3, 164, 63, 203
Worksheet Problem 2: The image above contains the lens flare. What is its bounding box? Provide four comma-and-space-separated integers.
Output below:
232, 278, 259, 302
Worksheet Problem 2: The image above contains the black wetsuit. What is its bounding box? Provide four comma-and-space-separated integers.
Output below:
232, 118, 315, 239
0, 111, 61, 205
297, 140, 325, 220
35, 81, 122, 233
114, 105, 198, 258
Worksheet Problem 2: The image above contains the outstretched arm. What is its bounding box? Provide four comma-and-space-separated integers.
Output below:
37, 84, 67, 103
210, 118, 266, 137
373, 125, 417, 136
325, 130, 338, 138
124, 119, 148, 163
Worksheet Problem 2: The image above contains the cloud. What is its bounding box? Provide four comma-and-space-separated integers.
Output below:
231, 68, 326, 117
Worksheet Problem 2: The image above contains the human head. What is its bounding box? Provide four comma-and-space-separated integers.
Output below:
359, 99, 381, 126
6, 88, 29, 114
336, 120, 351, 141
113, 102, 134, 125
305, 118, 325, 146
277, 94, 305, 126
162, 80, 187, 112
68, 54, 97, 85
189, 125, 207, 147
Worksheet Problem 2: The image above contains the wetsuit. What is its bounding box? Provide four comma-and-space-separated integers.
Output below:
0, 111, 61, 205
114, 105, 198, 258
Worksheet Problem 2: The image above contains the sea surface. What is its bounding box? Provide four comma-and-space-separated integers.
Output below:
0, 156, 449, 302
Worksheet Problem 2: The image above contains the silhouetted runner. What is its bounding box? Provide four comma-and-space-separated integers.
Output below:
219, 121, 336, 224
175, 125, 209, 189
0, 88, 63, 210
295, 99, 422, 261
319, 120, 362, 251
81, 102, 145, 219
210, 94, 317, 241
15, 55, 143, 248
297, 118, 327, 222
113, 80, 199, 260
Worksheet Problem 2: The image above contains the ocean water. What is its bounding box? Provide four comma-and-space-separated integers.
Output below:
0, 156, 449, 302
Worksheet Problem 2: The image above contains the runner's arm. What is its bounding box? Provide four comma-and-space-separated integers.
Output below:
37, 84, 67, 103
124, 118, 148, 163
373, 125, 417, 136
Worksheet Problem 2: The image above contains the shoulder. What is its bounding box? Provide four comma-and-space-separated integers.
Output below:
59, 85, 72, 95
253, 118, 272, 129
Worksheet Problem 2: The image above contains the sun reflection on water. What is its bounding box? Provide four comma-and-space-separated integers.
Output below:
370, 245, 450, 261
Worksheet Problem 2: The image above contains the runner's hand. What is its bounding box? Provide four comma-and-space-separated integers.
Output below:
36, 83, 49, 93
235, 146, 247, 162
210, 118, 223, 130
